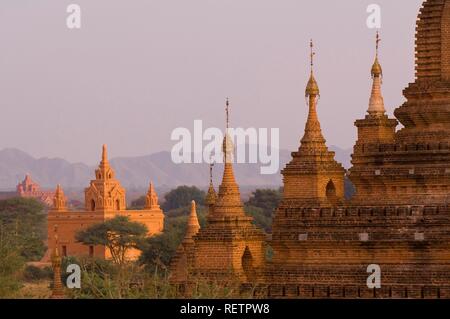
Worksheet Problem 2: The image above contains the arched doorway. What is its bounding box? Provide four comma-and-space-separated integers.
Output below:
115, 199, 120, 211
242, 246, 255, 282
326, 180, 338, 205
90, 199, 96, 211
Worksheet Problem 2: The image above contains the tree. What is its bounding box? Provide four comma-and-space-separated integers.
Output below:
139, 215, 187, 272
0, 198, 46, 261
0, 228, 25, 297
75, 216, 148, 267
243, 188, 282, 233
245, 188, 282, 217
139, 206, 207, 272
129, 196, 146, 209
162, 186, 206, 211
244, 205, 272, 232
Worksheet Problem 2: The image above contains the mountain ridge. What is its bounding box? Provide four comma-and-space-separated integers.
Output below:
0, 147, 352, 190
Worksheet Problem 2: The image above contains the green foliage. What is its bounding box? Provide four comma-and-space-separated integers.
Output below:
22, 265, 52, 282
68, 258, 122, 299
161, 186, 205, 211
69, 257, 250, 299
129, 195, 146, 210
0, 197, 45, 227
0, 229, 25, 297
245, 188, 281, 216
75, 216, 148, 266
139, 205, 206, 272
0, 198, 46, 261
244, 205, 272, 232
244, 188, 281, 232
68, 258, 178, 299
0, 198, 47, 296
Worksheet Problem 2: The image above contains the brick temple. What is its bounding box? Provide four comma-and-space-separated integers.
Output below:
42, 145, 164, 262
0, 174, 54, 206
170, 0, 450, 299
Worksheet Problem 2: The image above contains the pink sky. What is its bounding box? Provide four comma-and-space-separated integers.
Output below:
0, 0, 423, 164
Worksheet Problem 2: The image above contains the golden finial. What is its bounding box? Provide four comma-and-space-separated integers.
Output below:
209, 162, 214, 184
225, 98, 230, 130
371, 31, 382, 77
375, 31, 380, 57
205, 161, 217, 207
222, 99, 234, 163
306, 39, 320, 97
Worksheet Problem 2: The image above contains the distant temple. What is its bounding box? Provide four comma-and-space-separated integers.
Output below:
0, 174, 54, 206
171, 0, 450, 299
16, 174, 54, 206
42, 145, 165, 262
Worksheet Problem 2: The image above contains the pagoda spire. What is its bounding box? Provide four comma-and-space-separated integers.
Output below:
53, 184, 66, 211
182, 200, 201, 244
223, 98, 234, 164
300, 40, 327, 149
95, 144, 113, 181
86, 144, 125, 211
50, 226, 65, 299
145, 181, 160, 209
367, 31, 386, 116
205, 163, 217, 207
213, 99, 246, 218
98, 144, 111, 174
102, 144, 108, 163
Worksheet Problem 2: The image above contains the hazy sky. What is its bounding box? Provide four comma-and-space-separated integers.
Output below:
0, 0, 423, 164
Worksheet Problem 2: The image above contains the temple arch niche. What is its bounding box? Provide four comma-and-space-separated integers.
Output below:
326, 180, 338, 205
242, 246, 255, 282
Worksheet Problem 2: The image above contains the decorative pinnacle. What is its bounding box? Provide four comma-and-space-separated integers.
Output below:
371, 31, 383, 78
376, 31, 380, 56
209, 162, 214, 184
223, 99, 234, 163
225, 98, 230, 130
205, 160, 217, 207
102, 144, 108, 163
305, 39, 320, 97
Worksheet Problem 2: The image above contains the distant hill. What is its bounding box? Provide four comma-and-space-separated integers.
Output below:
0, 147, 352, 190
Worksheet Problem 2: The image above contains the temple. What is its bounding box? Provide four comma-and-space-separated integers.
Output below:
42, 145, 165, 262
0, 174, 54, 205
170, 100, 267, 286
171, 0, 450, 299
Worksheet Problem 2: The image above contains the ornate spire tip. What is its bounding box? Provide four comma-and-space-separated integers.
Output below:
225, 98, 230, 129
310, 39, 315, 74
